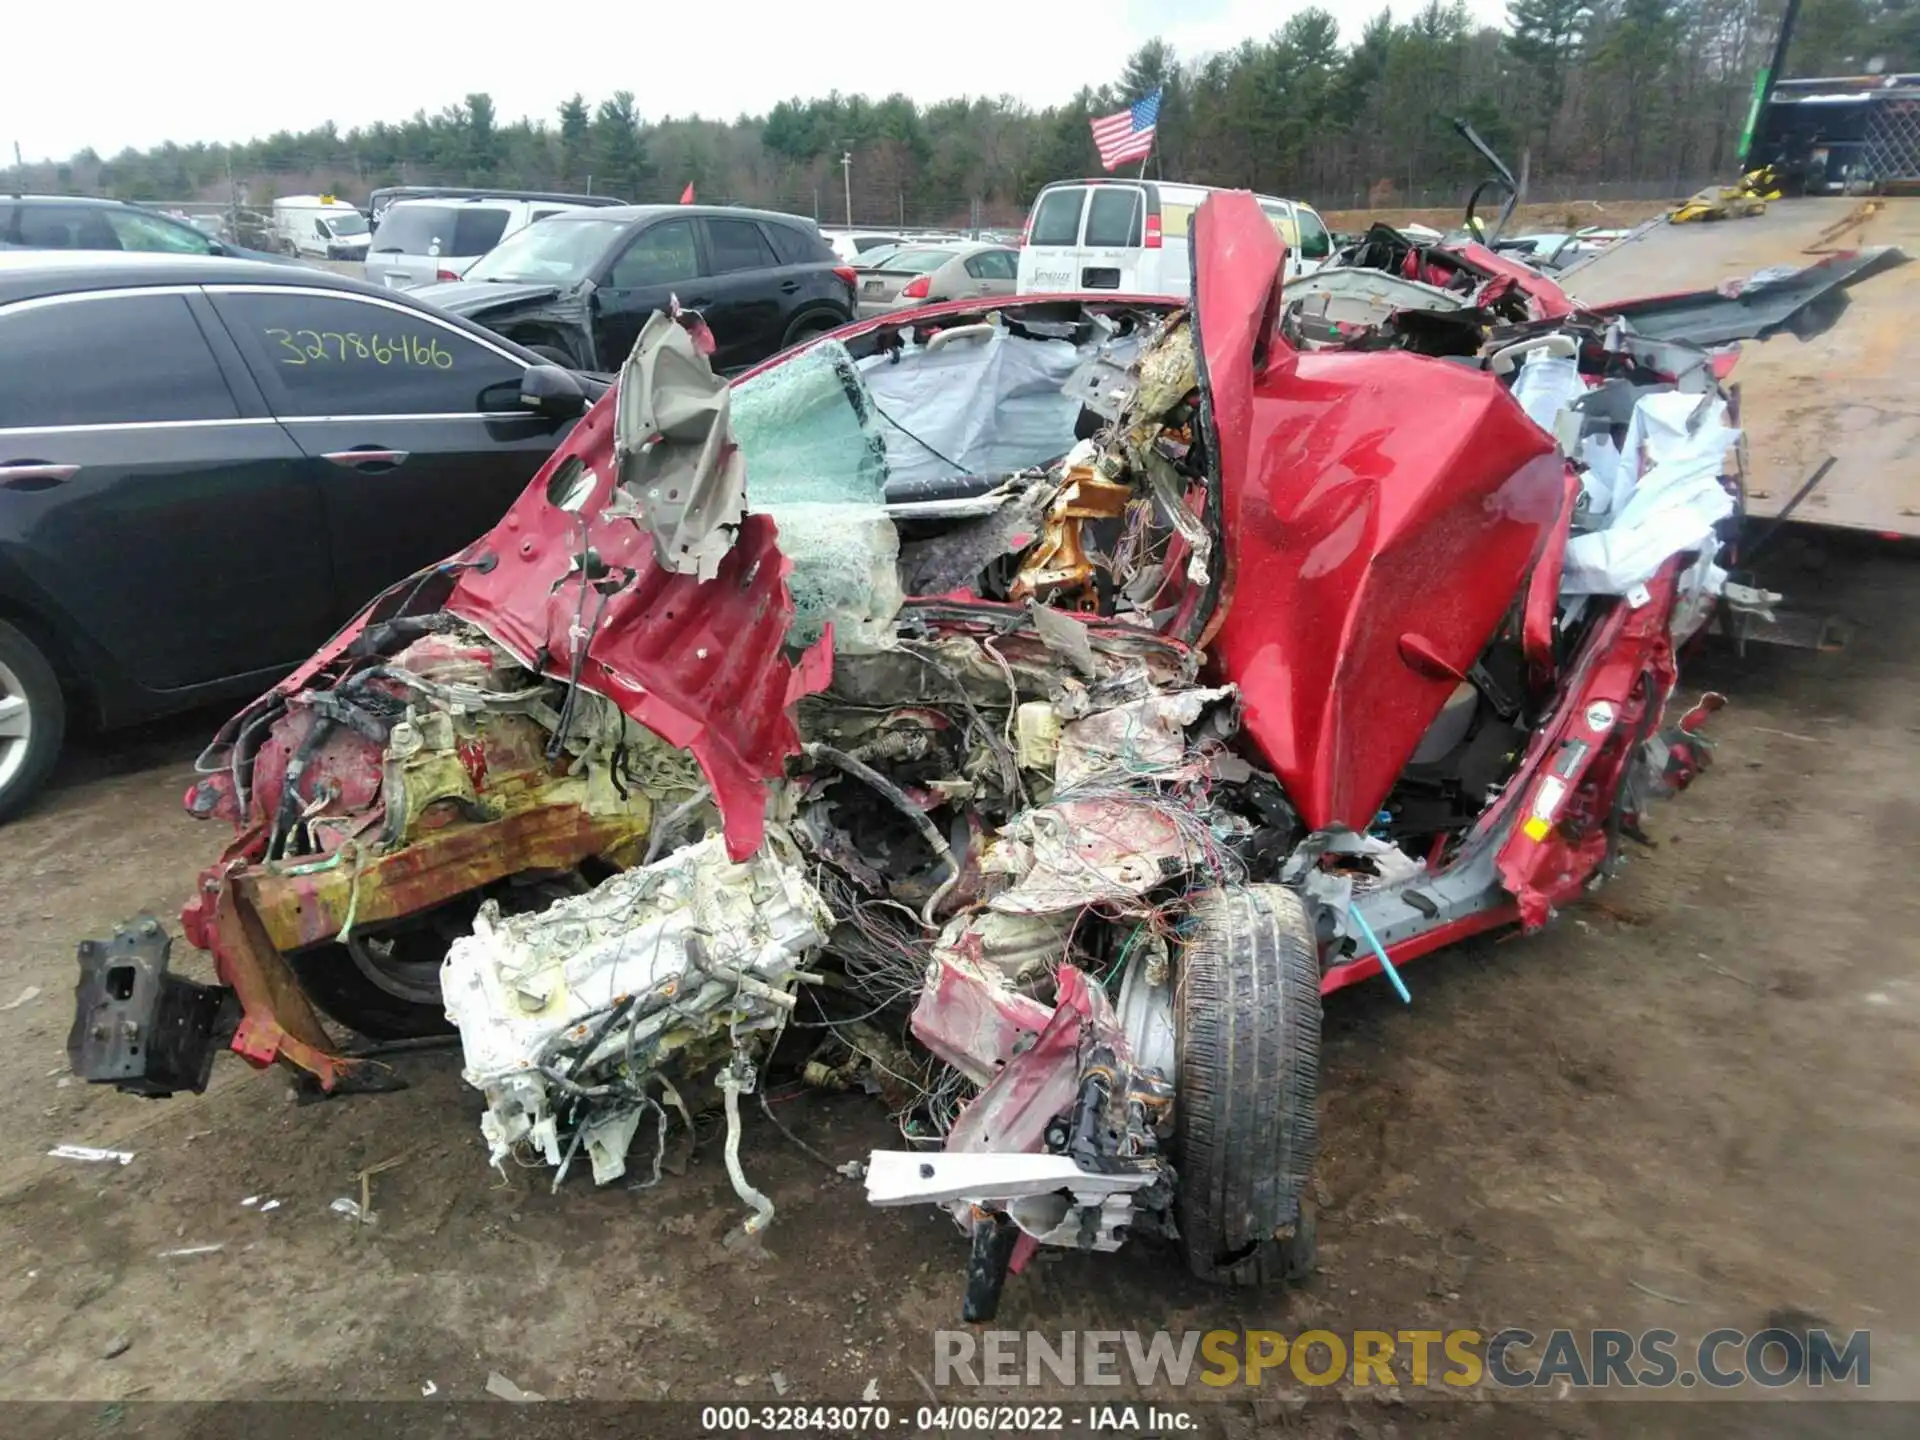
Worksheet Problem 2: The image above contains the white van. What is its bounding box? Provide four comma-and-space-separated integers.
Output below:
364, 197, 588, 289
270, 196, 371, 261
1015, 180, 1331, 297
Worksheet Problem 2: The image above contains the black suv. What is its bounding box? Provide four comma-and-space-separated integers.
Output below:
0, 251, 602, 821
417, 205, 857, 372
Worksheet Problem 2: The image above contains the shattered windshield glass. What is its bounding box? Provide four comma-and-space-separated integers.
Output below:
730, 340, 890, 506
730, 340, 899, 647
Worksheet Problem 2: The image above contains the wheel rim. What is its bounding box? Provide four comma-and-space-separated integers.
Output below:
0, 657, 32, 793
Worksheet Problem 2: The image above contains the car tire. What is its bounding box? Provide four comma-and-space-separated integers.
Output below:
1174, 883, 1322, 1287
780, 310, 842, 349
0, 619, 65, 825
287, 917, 463, 1042
525, 343, 578, 367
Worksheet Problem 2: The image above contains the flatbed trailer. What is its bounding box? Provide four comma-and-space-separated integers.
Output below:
1558, 198, 1919, 537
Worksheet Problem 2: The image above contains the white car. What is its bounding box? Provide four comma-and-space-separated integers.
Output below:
1015, 180, 1331, 298
819, 228, 906, 266
364, 197, 589, 290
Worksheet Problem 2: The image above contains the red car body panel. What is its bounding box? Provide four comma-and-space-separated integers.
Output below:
1447, 240, 1577, 317
442, 399, 827, 862
1317, 560, 1688, 995
1492, 562, 1681, 928
1194, 194, 1570, 832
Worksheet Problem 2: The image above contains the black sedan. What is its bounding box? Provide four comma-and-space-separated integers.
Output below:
415, 204, 856, 373
0, 251, 599, 820
1, 194, 296, 265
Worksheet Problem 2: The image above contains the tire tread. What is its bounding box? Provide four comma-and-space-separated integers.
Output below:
1174, 884, 1322, 1285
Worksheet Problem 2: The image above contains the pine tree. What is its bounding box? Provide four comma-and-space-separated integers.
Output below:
558, 95, 590, 187
464, 93, 498, 182
1506, 0, 1592, 168
591, 91, 652, 201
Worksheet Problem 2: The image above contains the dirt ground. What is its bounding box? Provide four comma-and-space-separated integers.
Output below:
1320, 199, 1677, 237
0, 536, 1915, 1437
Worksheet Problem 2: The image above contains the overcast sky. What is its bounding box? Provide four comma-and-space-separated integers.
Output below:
8, 0, 1512, 163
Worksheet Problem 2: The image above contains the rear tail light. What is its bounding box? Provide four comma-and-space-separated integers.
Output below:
833, 265, 857, 290
435, 268, 459, 282
1020, 214, 1033, 248
1144, 213, 1163, 250
902, 275, 932, 300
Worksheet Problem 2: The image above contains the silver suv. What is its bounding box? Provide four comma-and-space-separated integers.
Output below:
364, 197, 585, 290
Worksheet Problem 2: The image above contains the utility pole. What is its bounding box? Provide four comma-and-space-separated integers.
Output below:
12, 140, 22, 192
840, 151, 853, 229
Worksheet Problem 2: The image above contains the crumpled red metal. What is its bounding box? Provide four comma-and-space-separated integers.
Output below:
1192, 192, 1568, 833
443, 396, 830, 861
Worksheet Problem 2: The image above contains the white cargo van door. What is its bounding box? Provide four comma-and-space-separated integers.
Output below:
1017, 186, 1088, 294
1016, 183, 1164, 296
1076, 184, 1153, 294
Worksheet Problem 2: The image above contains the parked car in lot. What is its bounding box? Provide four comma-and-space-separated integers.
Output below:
1015, 179, 1331, 296
0, 195, 292, 264
0, 251, 601, 821
415, 205, 856, 372
364, 196, 590, 291
269, 196, 372, 261
367, 185, 625, 224
854, 240, 1019, 317
818, 227, 904, 264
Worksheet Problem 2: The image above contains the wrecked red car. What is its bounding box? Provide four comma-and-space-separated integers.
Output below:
71, 192, 1745, 1320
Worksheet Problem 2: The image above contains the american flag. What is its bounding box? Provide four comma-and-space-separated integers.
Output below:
1090, 89, 1162, 171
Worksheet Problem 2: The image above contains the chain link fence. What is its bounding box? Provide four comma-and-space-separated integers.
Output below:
1302, 175, 1712, 214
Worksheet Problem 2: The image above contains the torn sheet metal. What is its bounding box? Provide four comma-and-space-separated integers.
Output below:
613, 310, 748, 581
908, 947, 1059, 1087
442, 834, 831, 1183
446, 424, 826, 862
1603, 247, 1908, 346
884, 965, 1169, 1254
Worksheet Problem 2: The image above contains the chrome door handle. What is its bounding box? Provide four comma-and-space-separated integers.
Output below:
0, 462, 79, 490
321, 449, 410, 471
